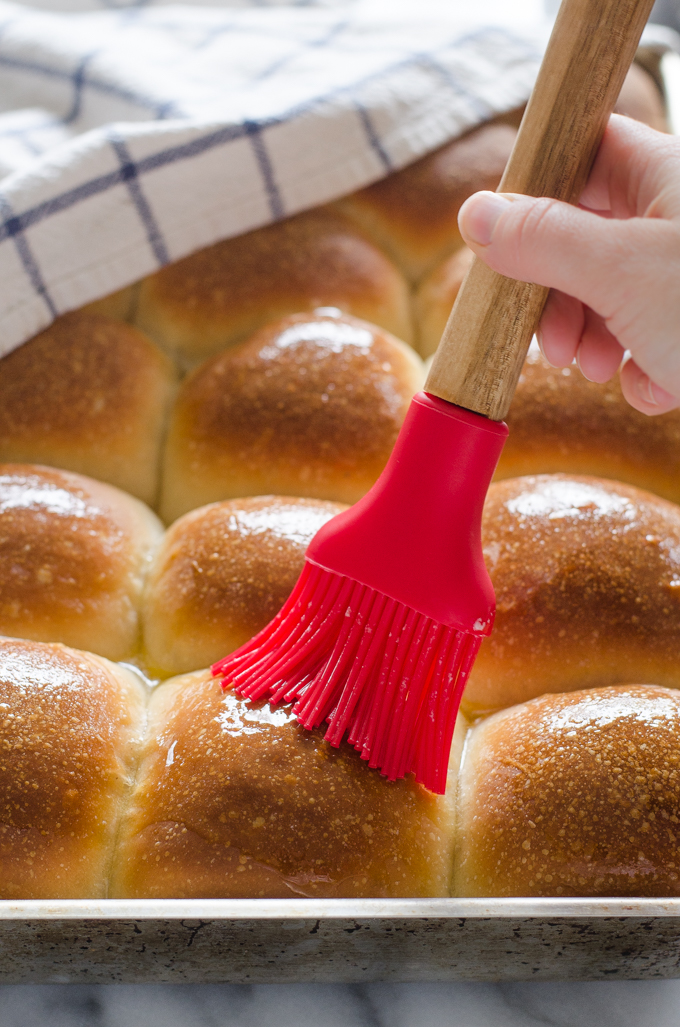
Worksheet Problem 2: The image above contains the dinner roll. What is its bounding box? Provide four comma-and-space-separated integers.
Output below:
0, 312, 176, 507
332, 120, 516, 283
414, 246, 475, 358
111, 670, 459, 899
495, 347, 680, 506
160, 311, 424, 523
143, 495, 345, 678
462, 474, 680, 716
456, 685, 680, 897
135, 209, 413, 368
0, 638, 146, 899
0, 465, 164, 661
78, 284, 137, 322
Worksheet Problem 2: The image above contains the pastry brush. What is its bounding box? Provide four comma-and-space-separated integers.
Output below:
213, 0, 656, 793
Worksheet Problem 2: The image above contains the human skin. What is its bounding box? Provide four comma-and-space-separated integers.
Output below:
457, 115, 680, 415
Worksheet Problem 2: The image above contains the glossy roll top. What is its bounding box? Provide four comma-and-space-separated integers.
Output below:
112, 669, 460, 899
0, 312, 176, 507
495, 347, 680, 506
0, 638, 460, 899
160, 310, 424, 522
463, 474, 680, 715
134, 209, 414, 368
456, 685, 680, 897
0, 464, 164, 661
143, 495, 345, 677
0, 638, 146, 899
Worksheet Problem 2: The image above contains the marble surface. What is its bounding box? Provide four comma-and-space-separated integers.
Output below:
2, 981, 680, 1026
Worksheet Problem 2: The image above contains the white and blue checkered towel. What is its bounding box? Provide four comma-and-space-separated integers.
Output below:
2, 0, 673, 369
1, 0, 673, 360
0, 0, 558, 357
0, 0, 675, 360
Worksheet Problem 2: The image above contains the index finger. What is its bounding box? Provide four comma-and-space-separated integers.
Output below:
580, 114, 680, 219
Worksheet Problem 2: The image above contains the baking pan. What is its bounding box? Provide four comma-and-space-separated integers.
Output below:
1, 898, 679, 984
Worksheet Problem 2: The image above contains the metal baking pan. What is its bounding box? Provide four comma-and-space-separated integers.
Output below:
2, 898, 680, 984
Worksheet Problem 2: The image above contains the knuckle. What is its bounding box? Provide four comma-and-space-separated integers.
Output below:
513, 197, 560, 252
493, 197, 561, 280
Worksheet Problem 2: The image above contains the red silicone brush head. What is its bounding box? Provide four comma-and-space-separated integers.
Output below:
213, 392, 507, 793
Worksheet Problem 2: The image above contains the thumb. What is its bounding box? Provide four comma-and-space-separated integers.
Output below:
457, 191, 640, 321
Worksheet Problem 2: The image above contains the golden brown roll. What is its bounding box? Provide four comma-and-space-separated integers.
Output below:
159, 311, 424, 523
332, 120, 516, 283
0, 464, 164, 661
0, 312, 176, 507
77, 284, 137, 322
143, 495, 346, 678
111, 669, 459, 899
0, 637, 146, 899
495, 346, 680, 505
455, 685, 680, 897
462, 474, 680, 716
414, 246, 475, 358
134, 209, 413, 368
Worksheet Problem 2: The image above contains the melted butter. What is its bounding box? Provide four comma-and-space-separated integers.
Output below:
0, 475, 98, 519
506, 478, 636, 522
215, 691, 296, 737
259, 317, 373, 360
547, 689, 680, 733
280, 869, 336, 896
225, 502, 337, 547
117, 661, 160, 690
660, 538, 680, 567
0, 645, 85, 694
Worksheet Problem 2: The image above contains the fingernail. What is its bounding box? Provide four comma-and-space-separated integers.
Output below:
637, 372, 667, 407
459, 191, 513, 247
536, 328, 551, 364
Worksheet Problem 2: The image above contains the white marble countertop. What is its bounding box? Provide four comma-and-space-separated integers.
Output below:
1, 981, 680, 1026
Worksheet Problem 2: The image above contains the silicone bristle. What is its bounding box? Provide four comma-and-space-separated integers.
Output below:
212, 562, 478, 794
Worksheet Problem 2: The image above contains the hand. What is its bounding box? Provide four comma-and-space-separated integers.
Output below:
457, 115, 680, 414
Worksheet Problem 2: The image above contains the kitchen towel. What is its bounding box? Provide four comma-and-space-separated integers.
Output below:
0, 0, 671, 357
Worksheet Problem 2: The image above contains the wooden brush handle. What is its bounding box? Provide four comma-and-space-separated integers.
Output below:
424, 0, 657, 422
